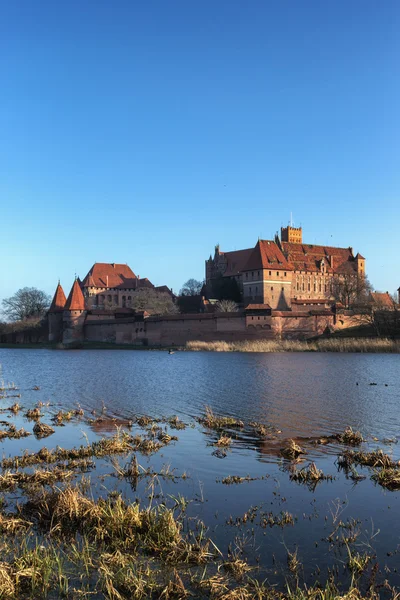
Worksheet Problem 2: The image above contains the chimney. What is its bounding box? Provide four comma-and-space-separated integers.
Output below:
106, 275, 109, 288
330, 255, 334, 271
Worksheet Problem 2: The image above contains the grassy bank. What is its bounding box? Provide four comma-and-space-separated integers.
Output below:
186, 338, 400, 353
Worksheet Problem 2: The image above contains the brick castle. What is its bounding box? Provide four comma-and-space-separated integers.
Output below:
48, 224, 369, 346
206, 225, 365, 310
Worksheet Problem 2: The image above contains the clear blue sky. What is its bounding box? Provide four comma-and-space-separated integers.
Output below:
1, 0, 399, 304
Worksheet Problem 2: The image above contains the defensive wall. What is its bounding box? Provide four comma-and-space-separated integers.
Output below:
83, 310, 335, 346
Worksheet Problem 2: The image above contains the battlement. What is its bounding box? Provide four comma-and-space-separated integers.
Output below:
281, 226, 302, 244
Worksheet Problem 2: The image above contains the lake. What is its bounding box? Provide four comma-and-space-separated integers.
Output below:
0, 347, 399, 596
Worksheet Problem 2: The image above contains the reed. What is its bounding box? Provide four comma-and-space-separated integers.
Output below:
186, 338, 400, 353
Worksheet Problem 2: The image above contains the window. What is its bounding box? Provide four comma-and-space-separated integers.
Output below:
122, 295, 126, 307
258, 270, 260, 276
246, 273, 248, 279
249, 287, 252, 294
114, 295, 118, 304
282, 287, 284, 291
107, 295, 111, 302
271, 286, 274, 291
284, 272, 287, 277
269, 271, 271, 276
308, 283, 311, 291
276, 272, 279, 276
258, 316, 260, 320
252, 271, 254, 276
255, 286, 258, 294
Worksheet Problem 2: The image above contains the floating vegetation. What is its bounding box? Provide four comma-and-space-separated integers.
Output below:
32, 421, 55, 439
0, 424, 30, 440
214, 435, 232, 447
290, 462, 334, 484
280, 439, 306, 460
25, 407, 42, 420
167, 415, 187, 430
52, 409, 74, 424
198, 406, 244, 430
372, 468, 400, 490
221, 475, 262, 485
260, 511, 295, 528
0, 466, 74, 492
336, 427, 364, 446
338, 449, 398, 470
347, 550, 373, 574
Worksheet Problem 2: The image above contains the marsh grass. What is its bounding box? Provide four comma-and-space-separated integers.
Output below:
215, 435, 232, 447
32, 421, 55, 439
371, 468, 400, 490
186, 338, 400, 353
337, 428, 364, 446
198, 406, 244, 431
0, 424, 30, 440
280, 440, 307, 460
339, 449, 398, 470
290, 462, 334, 485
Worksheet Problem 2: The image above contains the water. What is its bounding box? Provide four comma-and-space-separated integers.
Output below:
1, 348, 400, 592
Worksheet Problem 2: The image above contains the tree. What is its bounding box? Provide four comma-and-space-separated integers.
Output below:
131, 288, 179, 315
211, 274, 241, 302
179, 279, 203, 296
215, 300, 239, 312
1, 287, 51, 322
331, 275, 373, 308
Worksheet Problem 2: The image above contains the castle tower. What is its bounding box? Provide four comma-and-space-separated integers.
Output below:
355, 253, 366, 277
48, 282, 67, 342
281, 226, 302, 244
63, 279, 87, 345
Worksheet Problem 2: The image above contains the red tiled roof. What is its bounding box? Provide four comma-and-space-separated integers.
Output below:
82, 263, 143, 289
218, 248, 253, 277
245, 303, 272, 310
49, 283, 67, 312
155, 285, 174, 296
65, 280, 86, 311
370, 292, 394, 308
281, 242, 357, 274
243, 240, 292, 272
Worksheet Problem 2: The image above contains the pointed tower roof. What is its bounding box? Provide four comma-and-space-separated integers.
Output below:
49, 282, 67, 313
65, 279, 86, 311
82, 272, 96, 287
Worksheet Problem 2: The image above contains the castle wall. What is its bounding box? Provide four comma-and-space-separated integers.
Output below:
48, 313, 63, 342
82, 311, 335, 346
63, 310, 86, 344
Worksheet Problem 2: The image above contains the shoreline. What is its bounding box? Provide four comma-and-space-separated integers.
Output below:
1, 337, 400, 353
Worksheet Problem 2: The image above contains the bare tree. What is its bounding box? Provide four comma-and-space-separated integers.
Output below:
215, 299, 239, 312
179, 279, 203, 296
131, 288, 179, 315
331, 274, 373, 308
1, 287, 51, 322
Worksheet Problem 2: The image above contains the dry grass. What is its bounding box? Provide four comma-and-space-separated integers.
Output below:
371, 468, 400, 490
215, 435, 232, 447
290, 462, 334, 485
0, 424, 30, 440
33, 421, 55, 439
198, 406, 244, 430
337, 427, 364, 446
280, 439, 306, 460
339, 449, 398, 469
186, 338, 400, 353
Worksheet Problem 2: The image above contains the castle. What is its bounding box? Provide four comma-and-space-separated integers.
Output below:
205, 225, 365, 310
48, 226, 368, 346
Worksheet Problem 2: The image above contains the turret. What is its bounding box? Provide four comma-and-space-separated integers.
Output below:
355, 253, 366, 277
63, 279, 87, 345
48, 282, 66, 342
